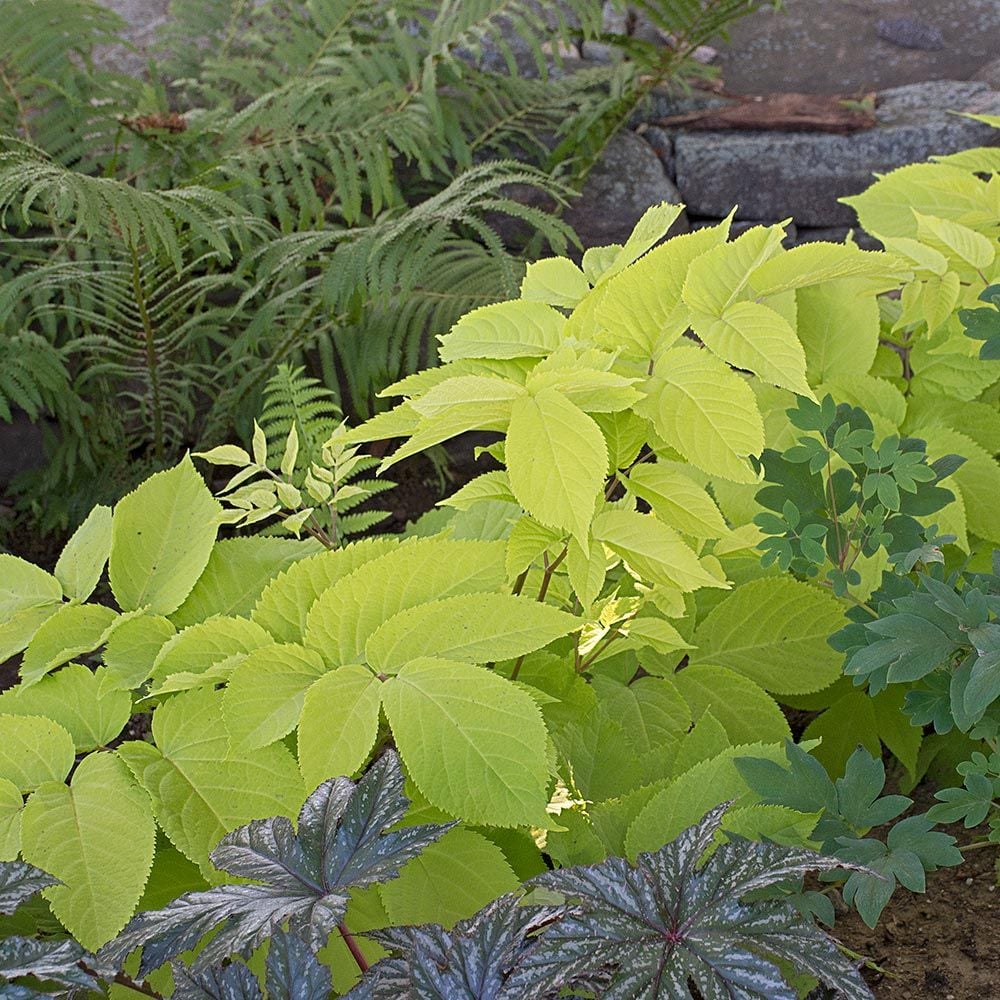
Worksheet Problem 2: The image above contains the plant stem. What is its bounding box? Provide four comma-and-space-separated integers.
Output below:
511, 546, 571, 681
825, 453, 845, 568
821, 579, 878, 618
579, 615, 635, 672
339, 921, 370, 973
536, 547, 567, 603
959, 840, 998, 853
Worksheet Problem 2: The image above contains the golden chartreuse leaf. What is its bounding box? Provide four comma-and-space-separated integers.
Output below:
21, 752, 155, 949
506, 387, 607, 546
637, 343, 764, 484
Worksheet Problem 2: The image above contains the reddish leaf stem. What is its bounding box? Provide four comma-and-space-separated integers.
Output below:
339, 921, 370, 973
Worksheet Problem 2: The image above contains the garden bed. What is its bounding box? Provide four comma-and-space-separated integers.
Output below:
840, 786, 1000, 998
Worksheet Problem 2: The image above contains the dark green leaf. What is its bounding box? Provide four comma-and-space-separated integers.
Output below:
265, 929, 331, 1000
0, 863, 57, 917
0, 937, 97, 991
345, 895, 583, 1000
529, 803, 874, 1000
173, 962, 263, 1000
927, 774, 995, 828
102, 752, 454, 975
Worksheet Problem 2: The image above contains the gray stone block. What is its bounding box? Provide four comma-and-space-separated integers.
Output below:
637, 85, 733, 124
564, 130, 688, 249
98, 0, 169, 75
692, 219, 797, 244
875, 17, 944, 52
974, 58, 1000, 90
673, 82, 1000, 228
792, 227, 883, 252
638, 125, 675, 180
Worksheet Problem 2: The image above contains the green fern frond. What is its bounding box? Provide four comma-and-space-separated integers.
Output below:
426, 0, 600, 72
320, 161, 575, 309
336, 509, 392, 537
208, 86, 433, 227
631, 0, 778, 53
0, 148, 247, 266
0, 331, 70, 422
0, 0, 130, 166
258, 364, 341, 472
0, 248, 246, 460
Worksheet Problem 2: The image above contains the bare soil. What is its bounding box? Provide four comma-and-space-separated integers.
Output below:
835, 787, 1000, 999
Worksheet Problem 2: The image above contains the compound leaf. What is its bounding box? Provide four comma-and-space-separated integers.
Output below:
0, 664, 131, 752
506, 388, 607, 546
298, 666, 382, 790
172, 537, 319, 628
101, 613, 176, 691
0, 778, 23, 860
0, 555, 62, 619
638, 343, 764, 484
18, 603, 118, 687
116, 687, 305, 876
672, 665, 791, 746
54, 505, 112, 603
365, 594, 581, 673
624, 463, 728, 539
0, 715, 75, 792
692, 300, 812, 397
438, 301, 564, 362
304, 540, 506, 666
149, 617, 273, 689
251, 538, 397, 644
592, 510, 724, 592
223, 644, 326, 755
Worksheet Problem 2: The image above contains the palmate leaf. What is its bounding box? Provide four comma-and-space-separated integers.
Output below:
837, 816, 962, 928
171, 928, 331, 1000
173, 960, 263, 1000
102, 752, 453, 977
0, 936, 97, 992
528, 804, 874, 1000
0, 861, 57, 916
344, 895, 586, 1000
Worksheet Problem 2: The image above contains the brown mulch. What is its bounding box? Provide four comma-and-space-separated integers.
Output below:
656, 91, 878, 133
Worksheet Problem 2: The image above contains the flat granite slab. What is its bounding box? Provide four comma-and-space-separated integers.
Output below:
671, 81, 1000, 227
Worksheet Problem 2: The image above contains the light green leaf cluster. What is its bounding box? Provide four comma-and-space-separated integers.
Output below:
0, 456, 326, 946
5, 160, 995, 962
838, 147, 1000, 554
